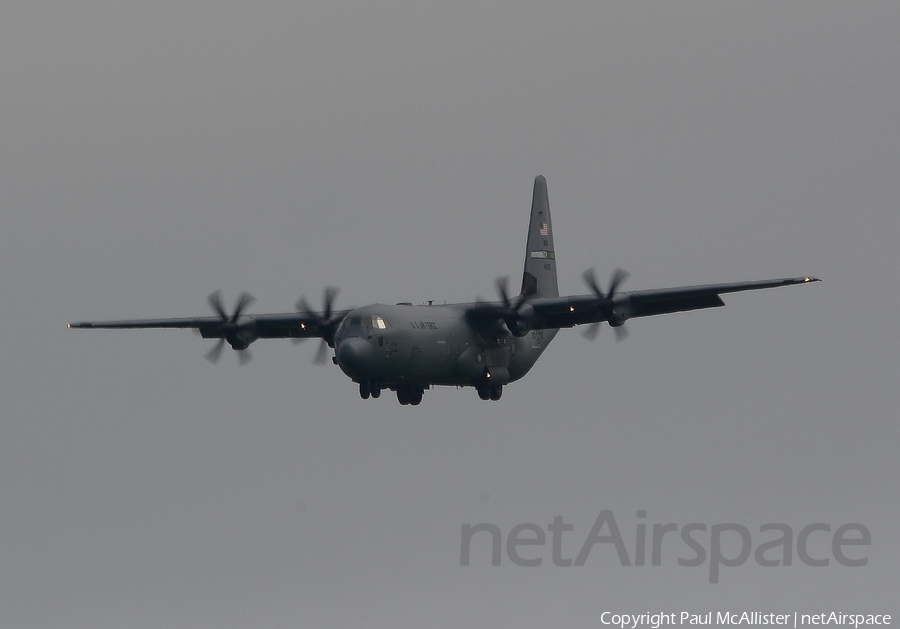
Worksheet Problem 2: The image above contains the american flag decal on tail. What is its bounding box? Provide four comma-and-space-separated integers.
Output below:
539, 223, 549, 236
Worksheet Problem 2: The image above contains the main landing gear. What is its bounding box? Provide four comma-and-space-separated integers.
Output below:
396, 385, 423, 406
476, 383, 503, 401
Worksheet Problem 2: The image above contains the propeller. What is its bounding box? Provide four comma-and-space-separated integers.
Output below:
580, 267, 630, 342
295, 287, 341, 364
495, 276, 535, 336
205, 290, 256, 364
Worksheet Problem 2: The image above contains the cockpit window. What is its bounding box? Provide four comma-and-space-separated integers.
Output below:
342, 315, 389, 330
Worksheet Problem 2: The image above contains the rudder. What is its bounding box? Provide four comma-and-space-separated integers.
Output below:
521, 175, 559, 298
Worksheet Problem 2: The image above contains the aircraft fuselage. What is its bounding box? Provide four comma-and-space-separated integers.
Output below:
333, 303, 558, 394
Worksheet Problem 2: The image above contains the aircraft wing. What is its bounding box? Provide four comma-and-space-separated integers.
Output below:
530, 276, 819, 330
68, 311, 353, 341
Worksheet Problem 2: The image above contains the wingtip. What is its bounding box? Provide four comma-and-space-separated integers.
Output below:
803, 276, 821, 283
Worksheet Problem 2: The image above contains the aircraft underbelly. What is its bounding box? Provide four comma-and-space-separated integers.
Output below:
394, 328, 558, 387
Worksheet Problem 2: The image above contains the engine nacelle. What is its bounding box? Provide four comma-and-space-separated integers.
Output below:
608, 304, 630, 328
509, 302, 535, 337
225, 323, 258, 350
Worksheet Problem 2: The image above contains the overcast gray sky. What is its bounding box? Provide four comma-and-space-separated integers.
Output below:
2, 2, 898, 627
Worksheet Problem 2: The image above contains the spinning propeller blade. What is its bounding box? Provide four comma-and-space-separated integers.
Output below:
205, 291, 255, 364
581, 267, 629, 342
295, 287, 341, 364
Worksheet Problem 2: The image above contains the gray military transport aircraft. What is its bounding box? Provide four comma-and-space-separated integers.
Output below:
70, 176, 818, 405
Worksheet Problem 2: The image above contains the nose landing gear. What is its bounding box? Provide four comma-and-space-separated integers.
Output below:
358, 381, 382, 400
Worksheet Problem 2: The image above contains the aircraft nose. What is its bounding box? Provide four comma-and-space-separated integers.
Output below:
336, 336, 374, 379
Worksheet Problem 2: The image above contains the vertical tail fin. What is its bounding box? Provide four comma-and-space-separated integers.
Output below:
520, 175, 559, 298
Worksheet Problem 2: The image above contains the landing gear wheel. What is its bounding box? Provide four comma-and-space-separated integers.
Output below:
476, 384, 490, 400
370, 384, 381, 399
359, 381, 370, 400
489, 384, 503, 401
397, 385, 423, 405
